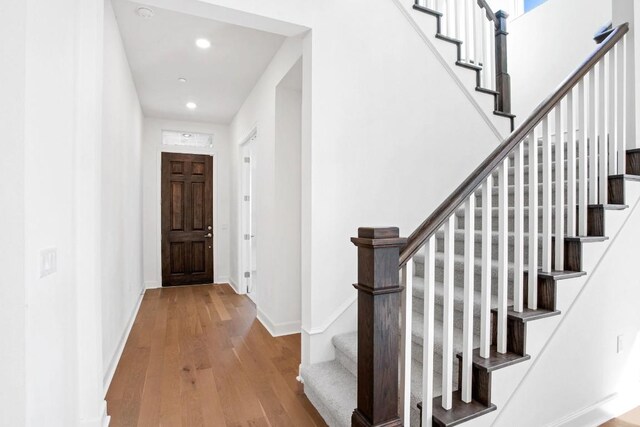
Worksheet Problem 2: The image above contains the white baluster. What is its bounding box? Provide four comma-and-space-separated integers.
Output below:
578, 79, 588, 236
542, 116, 552, 272
489, 20, 496, 91
588, 68, 598, 204
442, 217, 454, 410
497, 158, 508, 353
448, 0, 456, 39
462, 194, 475, 403
475, 4, 484, 68
465, 0, 474, 61
599, 59, 608, 204
609, 48, 617, 174
514, 142, 524, 312
567, 91, 576, 237
482, 17, 492, 89
481, 174, 492, 358
528, 130, 539, 309
455, 0, 463, 43
617, 38, 626, 174
421, 238, 435, 427
400, 260, 413, 424
554, 105, 565, 271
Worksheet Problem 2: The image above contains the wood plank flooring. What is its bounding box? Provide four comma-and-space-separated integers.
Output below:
106, 284, 327, 427
602, 406, 640, 426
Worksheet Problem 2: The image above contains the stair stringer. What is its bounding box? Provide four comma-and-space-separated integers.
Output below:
459, 180, 640, 427
391, 0, 513, 138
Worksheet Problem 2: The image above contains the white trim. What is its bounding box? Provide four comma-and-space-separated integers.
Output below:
391, 0, 505, 142
550, 383, 640, 427
239, 126, 258, 296
79, 400, 110, 427
144, 280, 160, 289
257, 308, 301, 337
301, 296, 357, 336
228, 276, 241, 294
102, 289, 145, 395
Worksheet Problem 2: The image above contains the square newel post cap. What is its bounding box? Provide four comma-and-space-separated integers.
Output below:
351, 227, 407, 248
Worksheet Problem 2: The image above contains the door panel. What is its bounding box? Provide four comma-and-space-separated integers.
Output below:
162, 153, 213, 286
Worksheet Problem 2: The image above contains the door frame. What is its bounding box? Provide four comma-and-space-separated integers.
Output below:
155, 141, 220, 287
238, 127, 257, 298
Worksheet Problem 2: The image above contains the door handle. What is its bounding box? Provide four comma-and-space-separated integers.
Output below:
205, 233, 212, 238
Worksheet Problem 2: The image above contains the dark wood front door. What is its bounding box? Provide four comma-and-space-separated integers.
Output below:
161, 153, 214, 286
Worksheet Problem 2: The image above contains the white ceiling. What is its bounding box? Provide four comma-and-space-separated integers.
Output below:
111, 0, 286, 123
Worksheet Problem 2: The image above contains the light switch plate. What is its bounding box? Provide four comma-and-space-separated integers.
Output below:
40, 248, 57, 278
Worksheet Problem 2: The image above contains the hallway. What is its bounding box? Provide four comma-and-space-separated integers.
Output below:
106, 284, 325, 426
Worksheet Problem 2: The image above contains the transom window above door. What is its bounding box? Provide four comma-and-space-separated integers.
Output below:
162, 130, 213, 148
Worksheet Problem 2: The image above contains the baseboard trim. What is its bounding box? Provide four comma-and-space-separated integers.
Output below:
144, 280, 160, 289
102, 289, 145, 395
257, 308, 301, 337
301, 296, 356, 336
228, 277, 241, 294
552, 383, 640, 427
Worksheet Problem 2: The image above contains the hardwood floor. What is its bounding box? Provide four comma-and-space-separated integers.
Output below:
602, 406, 640, 426
106, 284, 327, 427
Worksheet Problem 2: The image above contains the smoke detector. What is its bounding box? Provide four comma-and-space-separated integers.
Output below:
136, 7, 154, 19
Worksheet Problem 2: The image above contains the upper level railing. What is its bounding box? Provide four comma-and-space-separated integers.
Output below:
417, 0, 511, 113
351, 22, 629, 427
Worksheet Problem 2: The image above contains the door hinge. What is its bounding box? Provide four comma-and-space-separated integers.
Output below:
244, 157, 251, 163
244, 195, 250, 202
244, 234, 250, 240
244, 271, 251, 278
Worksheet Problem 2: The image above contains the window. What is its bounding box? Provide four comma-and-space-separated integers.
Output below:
162, 130, 213, 148
524, 0, 548, 12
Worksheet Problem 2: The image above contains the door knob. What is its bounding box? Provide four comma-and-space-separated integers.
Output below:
208, 225, 212, 230
205, 233, 212, 238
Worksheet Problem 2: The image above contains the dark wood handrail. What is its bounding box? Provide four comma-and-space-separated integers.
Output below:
476, 0, 497, 25
399, 22, 629, 268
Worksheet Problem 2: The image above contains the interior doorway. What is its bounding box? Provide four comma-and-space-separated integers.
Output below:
241, 133, 257, 301
161, 152, 214, 286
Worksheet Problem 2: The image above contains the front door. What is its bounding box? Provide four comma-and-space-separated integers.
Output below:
161, 153, 214, 286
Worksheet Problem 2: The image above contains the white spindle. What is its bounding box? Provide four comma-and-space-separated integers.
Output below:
426, 0, 434, 11
528, 130, 539, 309
598, 59, 608, 204
554, 105, 565, 271
514, 143, 524, 312
617, 38, 626, 174
455, 0, 463, 44
462, 195, 475, 402
474, 5, 483, 68
497, 158, 508, 353
567, 91, 576, 237
465, 0, 474, 62
480, 174, 492, 358
421, 238, 435, 427
588, 68, 598, 204
482, 17, 492, 89
448, 1, 456, 40
489, 20, 496, 91
609, 48, 617, 174
542, 116, 552, 272
400, 260, 413, 425
442, 217, 454, 410
578, 79, 588, 236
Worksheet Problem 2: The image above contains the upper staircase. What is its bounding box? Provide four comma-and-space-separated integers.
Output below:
302, 3, 636, 427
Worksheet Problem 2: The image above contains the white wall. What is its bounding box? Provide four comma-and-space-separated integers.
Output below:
487, 183, 640, 427
142, 117, 231, 288
101, 0, 145, 389
0, 0, 27, 424
508, 0, 612, 121
215, 0, 508, 363
229, 38, 304, 336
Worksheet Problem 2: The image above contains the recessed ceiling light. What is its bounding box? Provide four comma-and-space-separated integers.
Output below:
178, 77, 187, 83
182, 133, 192, 138
195, 38, 211, 49
186, 102, 197, 110
135, 7, 154, 19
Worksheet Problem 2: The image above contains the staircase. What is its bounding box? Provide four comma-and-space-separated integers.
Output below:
301, 4, 636, 427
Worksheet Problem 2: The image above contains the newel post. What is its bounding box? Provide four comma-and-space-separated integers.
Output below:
351, 227, 407, 427
495, 10, 512, 114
